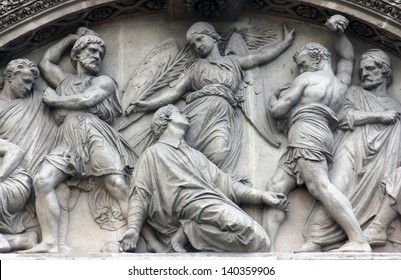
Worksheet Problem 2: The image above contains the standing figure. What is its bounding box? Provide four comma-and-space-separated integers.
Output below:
133, 22, 295, 172
301, 49, 401, 251
0, 58, 57, 174
265, 15, 371, 252
119, 104, 288, 253
25, 28, 135, 253
0, 139, 38, 252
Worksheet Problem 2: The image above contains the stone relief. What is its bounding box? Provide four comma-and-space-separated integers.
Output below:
1, 8, 401, 255
300, 49, 401, 252
264, 14, 370, 253
119, 104, 288, 253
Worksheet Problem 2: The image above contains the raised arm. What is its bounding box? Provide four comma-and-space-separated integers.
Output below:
326, 15, 355, 86
236, 25, 295, 70
39, 34, 79, 88
269, 77, 308, 119
42, 75, 116, 110
0, 139, 24, 182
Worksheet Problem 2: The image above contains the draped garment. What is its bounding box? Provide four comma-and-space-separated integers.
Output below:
303, 85, 401, 248
129, 136, 268, 252
279, 103, 338, 184
45, 76, 136, 230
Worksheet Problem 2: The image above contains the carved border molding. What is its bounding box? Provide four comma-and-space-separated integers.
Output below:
1, 0, 401, 66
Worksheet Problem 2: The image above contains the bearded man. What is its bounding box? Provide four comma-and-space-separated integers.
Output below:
299, 49, 401, 251
25, 28, 136, 253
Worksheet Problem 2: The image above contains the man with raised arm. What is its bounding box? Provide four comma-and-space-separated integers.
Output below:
264, 15, 371, 252
302, 49, 401, 251
25, 28, 135, 253
119, 104, 288, 253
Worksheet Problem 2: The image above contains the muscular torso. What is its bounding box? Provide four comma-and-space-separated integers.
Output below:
297, 71, 347, 112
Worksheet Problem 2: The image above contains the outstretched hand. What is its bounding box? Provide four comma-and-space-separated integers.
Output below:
119, 228, 140, 252
129, 100, 153, 113
283, 24, 295, 45
262, 191, 289, 213
326, 15, 349, 33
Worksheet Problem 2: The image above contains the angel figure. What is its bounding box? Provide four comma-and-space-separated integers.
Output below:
121, 22, 295, 173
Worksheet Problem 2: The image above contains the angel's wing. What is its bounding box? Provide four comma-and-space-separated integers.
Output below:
225, 32, 281, 148
115, 39, 192, 131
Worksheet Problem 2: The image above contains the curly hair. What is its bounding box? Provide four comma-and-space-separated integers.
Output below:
3, 58, 39, 82
150, 104, 177, 139
71, 35, 106, 69
293, 42, 331, 64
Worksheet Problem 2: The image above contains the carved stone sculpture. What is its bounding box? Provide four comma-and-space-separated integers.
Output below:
24, 28, 137, 253
0, 139, 38, 252
264, 15, 371, 252
365, 169, 401, 247
127, 21, 295, 174
300, 49, 401, 251
119, 104, 288, 253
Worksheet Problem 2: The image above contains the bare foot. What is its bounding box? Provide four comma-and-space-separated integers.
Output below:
331, 241, 371, 253
295, 241, 321, 253
0, 234, 11, 253
171, 227, 188, 253
59, 245, 74, 253
19, 242, 58, 253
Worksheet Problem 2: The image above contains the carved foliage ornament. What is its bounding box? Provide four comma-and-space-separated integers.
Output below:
183, 0, 228, 18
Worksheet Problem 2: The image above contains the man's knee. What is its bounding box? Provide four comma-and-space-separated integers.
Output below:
104, 175, 129, 197
267, 169, 294, 193
33, 171, 55, 196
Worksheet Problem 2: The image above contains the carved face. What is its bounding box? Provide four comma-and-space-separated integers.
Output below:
188, 33, 215, 58
78, 43, 104, 74
295, 50, 319, 74
8, 69, 35, 99
170, 107, 190, 130
359, 57, 385, 90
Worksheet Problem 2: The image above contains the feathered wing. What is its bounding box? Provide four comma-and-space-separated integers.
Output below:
115, 38, 192, 131
225, 32, 281, 147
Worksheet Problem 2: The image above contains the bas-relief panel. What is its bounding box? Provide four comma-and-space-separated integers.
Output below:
2, 12, 401, 254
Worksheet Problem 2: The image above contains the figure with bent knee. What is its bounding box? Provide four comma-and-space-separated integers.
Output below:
0, 139, 38, 252
264, 15, 371, 252
119, 104, 288, 253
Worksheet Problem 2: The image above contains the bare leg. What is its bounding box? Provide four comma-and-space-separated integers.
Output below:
0, 233, 11, 253
55, 183, 73, 253
22, 161, 67, 253
298, 150, 355, 252
296, 158, 371, 252
103, 174, 129, 218
263, 168, 296, 251
364, 195, 398, 246
3, 230, 39, 251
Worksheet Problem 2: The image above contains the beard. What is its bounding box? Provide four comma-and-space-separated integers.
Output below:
361, 76, 384, 90
80, 57, 100, 74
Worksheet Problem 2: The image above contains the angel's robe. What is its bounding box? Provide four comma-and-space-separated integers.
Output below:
183, 56, 244, 172
128, 134, 269, 252
303, 85, 401, 248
